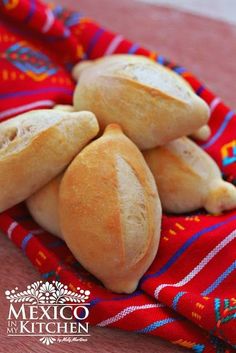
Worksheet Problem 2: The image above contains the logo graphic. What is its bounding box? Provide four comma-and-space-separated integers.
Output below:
5, 281, 90, 345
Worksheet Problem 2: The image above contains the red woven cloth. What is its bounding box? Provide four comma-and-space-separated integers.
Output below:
0, 1, 236, 352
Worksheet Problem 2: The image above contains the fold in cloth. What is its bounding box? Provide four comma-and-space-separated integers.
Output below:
0, 1, 235, 352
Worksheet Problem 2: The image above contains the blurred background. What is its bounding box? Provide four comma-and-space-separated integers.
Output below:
137, 0, 236, 25
54, 0, 236, 110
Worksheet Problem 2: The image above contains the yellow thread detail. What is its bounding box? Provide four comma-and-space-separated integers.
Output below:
35, 259, 42, 266
196, 302, 204, 309
69, 283, 77, 292
231, 298, 236, 304
203, 296, 210, 301
172, 339, 196, 349
182, 72, 192, 78
10, 71, 16, 80
192, 312, 202, 320
169, 229, 177, 235
77, 44, 84, 58
3, 70, 9, 80
38, 251, 47, 260
175, 222, 185, 230
149, 52, 157, 61
221, 140, 236, 159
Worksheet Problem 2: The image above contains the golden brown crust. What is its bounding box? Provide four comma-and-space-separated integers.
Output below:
0, 110, 99, 212
143, 137, 236, 214
26, 174, 63, 238
53, 104, 75, 112
73, 54, 210, 150
59, 124, 162, 293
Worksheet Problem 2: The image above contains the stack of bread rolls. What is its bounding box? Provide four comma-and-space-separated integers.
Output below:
1, 54, 235, 293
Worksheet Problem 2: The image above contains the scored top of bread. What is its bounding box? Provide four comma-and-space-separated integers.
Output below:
59, 123, 162, 293
73, 54, 210, 150
116, 154, 148, 266
0, 109, 99, 212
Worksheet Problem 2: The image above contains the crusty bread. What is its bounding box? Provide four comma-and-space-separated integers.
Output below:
53, 104, 75, 112
59, 124, 162, 293
26, 174, 62, 238
143, 137, 236, 214
72, 60, 94, 81
190, 124, 211, 141
73, 54, 210, 149
0, 109, 99, 212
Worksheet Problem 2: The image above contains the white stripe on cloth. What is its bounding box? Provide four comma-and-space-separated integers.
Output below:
42, 9, 55, 33
104, 35, 124, 56
7, 221, 18, 239
154, 229, 236, 299
210, 97, 221, 114
0, 100, 55, 120
97, 303, 164, 327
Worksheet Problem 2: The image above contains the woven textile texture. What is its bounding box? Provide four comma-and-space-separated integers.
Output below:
0, 1, 236, 352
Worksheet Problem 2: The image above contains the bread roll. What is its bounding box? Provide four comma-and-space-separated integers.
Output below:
53, 104, 75, 112
73, 54, 210, 149
0, 109, 99, 212
72, 60, 93, 81
143, 137, 236, 214
190, 125, 211, 141
26, 174, 62, 238
59, 124, 162, 293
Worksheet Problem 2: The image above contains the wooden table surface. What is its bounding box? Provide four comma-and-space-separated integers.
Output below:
1, 1, 236, 352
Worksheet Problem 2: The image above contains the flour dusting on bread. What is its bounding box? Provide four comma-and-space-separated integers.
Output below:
116, 154, 148, 266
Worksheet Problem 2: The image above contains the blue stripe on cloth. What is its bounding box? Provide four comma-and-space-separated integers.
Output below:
173, 67, 187, 75
63, 28, 70, 38
41, 271, 56, 279
172, 291, 186, 310
25, 0, 36, 24
52, 5, 63, 16
156, 55, 165, 65
140, 215, 236, 284
0, 87, 73, 100
21, 233, 33, 253
135, 318, 177, 333
202, 111, 235, 149
193, 344, 205, 353
86, 28, 105, 58
7, 42, 21, 52
196, 85, 205, 95
66, 13, 83, 27
128, 43, 139, 54
201, 260, 236, 296
90, 290, 142, 308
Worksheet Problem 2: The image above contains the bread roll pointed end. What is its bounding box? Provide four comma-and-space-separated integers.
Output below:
72, 60, 93, 81
104, 123, 123, 135
205, 180, 236, 214
190, 125, 211, 141
103, 278, 139, 294
53, 104, 75, 112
